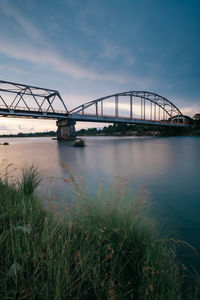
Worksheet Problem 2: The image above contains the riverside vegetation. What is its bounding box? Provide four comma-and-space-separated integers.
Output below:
0, 119, 200, 139
0, 166, 200, 299
76, 119, 200, 137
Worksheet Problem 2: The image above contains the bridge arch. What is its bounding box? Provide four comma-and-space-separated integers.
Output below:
70, 91, 183, 122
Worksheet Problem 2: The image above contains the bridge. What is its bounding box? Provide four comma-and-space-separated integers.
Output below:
0, 80, 187, 139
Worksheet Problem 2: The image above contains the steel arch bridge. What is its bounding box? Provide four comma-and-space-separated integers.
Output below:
0, 80, 187, 138
69, 91, 184, 126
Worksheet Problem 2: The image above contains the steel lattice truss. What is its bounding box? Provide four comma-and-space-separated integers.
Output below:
0, 80, 68, 118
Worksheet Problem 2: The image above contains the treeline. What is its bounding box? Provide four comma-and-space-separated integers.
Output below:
184, 119, 200, 135
77, 120, 200, 137
0, 131, 56, 138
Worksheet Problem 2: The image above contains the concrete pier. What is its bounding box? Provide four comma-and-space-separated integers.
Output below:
56, 119, 76, 140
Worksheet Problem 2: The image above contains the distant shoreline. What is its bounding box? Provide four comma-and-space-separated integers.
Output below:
76, 122, 200, 137
0, 120, 200, 138
0, 131, 56, 138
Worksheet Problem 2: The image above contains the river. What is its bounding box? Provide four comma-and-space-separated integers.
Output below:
0, 136, 200, 268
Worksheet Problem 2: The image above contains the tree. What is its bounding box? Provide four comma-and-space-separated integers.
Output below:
193, 113, 200, 120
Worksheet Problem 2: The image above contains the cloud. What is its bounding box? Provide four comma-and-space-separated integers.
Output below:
102, 101, 142, 118
0, 63, 27, 75
100, 42, 135, 66
0, 118, 56, 134
0, 125, 10, 131
0, 0, 41, 39
181, 105, 200, 117
0, 1, 144, 85
0, 39, 142, 84
0, 1, 150, 87
171, 95, 200, 117
61, 93, 93, 110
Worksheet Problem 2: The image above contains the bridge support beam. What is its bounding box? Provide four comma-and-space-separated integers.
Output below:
56, 119, 76, 140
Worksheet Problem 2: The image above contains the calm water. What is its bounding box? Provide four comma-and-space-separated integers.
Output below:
0, 136, 200, 267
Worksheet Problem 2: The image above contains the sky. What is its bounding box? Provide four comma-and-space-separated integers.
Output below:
0, 0, 199, 133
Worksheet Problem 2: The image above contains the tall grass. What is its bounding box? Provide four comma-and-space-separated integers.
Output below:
0, 167, 198, 299
19, 166, 41, 196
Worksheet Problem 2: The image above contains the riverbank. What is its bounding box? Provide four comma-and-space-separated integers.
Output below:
0, 167, 199, 299
77, 121, 200, 137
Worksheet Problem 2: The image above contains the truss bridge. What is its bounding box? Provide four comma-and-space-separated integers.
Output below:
0, 80, 187, 139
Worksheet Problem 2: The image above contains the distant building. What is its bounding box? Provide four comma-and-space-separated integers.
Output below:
168, 115, 193, 124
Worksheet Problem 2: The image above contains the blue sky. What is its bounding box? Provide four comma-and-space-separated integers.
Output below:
0, 0, 199, 133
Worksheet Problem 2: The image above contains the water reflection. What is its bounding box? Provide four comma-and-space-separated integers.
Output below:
56, 136, 173, 190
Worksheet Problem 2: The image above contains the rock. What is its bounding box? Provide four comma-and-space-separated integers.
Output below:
73, 139, 85, 147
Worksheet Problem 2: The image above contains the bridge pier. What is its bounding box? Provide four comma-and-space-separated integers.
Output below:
56, 119, 76, 140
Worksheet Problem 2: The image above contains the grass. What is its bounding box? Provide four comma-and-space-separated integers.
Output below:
0, 167, 199, 299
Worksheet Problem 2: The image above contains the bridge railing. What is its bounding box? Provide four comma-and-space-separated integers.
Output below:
0, 105, 67, 115
74, 112, 186, 124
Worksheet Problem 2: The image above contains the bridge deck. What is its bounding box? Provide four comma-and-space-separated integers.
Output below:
71, 113, 187, 127
0, 107, 187, 127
